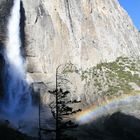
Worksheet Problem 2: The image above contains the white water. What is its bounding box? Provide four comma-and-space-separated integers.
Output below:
6, 0, 23, 74
0, 0, 40, 136
1, 0, 31, 115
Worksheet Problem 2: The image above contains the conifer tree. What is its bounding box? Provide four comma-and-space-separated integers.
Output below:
48, 66, 81, 140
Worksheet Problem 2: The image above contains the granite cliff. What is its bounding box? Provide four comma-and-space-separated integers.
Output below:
22, 0, 140, 76
21, 0, 140, 106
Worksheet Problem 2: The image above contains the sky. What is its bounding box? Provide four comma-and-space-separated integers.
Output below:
118, 0, 140, 30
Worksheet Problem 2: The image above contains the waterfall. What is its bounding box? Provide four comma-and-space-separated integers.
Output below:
6, 0, 23, 74
1, 0, 31, 115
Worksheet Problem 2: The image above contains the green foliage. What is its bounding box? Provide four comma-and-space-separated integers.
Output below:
49, 88, 81, 140
48, 69, 81, 140
81, 57, 140, 97
59, 57, 139, 98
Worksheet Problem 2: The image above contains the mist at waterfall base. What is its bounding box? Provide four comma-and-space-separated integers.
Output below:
0, 0, 36, 128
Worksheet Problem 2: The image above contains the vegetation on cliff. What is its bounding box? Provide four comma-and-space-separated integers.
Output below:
62, 57, 140, 100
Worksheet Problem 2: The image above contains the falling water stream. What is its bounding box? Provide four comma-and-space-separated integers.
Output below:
0, 0, 53, 137
1, 0, 31, 115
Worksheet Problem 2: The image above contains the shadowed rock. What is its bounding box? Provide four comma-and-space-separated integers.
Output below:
74, 112, 140, 140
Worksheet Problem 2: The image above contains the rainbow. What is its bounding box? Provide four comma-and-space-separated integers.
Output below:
75, 91, 140, 124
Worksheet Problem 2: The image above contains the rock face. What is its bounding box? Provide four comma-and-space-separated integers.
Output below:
0, 0, 13, 45
21, 0, 140, 108
22, 0, 140, 110
19, 1, 140, 131
22, 0, 140, 76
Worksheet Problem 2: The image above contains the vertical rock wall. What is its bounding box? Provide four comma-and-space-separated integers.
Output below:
22, 0, 140, 78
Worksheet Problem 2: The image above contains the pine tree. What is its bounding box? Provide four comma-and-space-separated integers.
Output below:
48, 66, 82, 140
